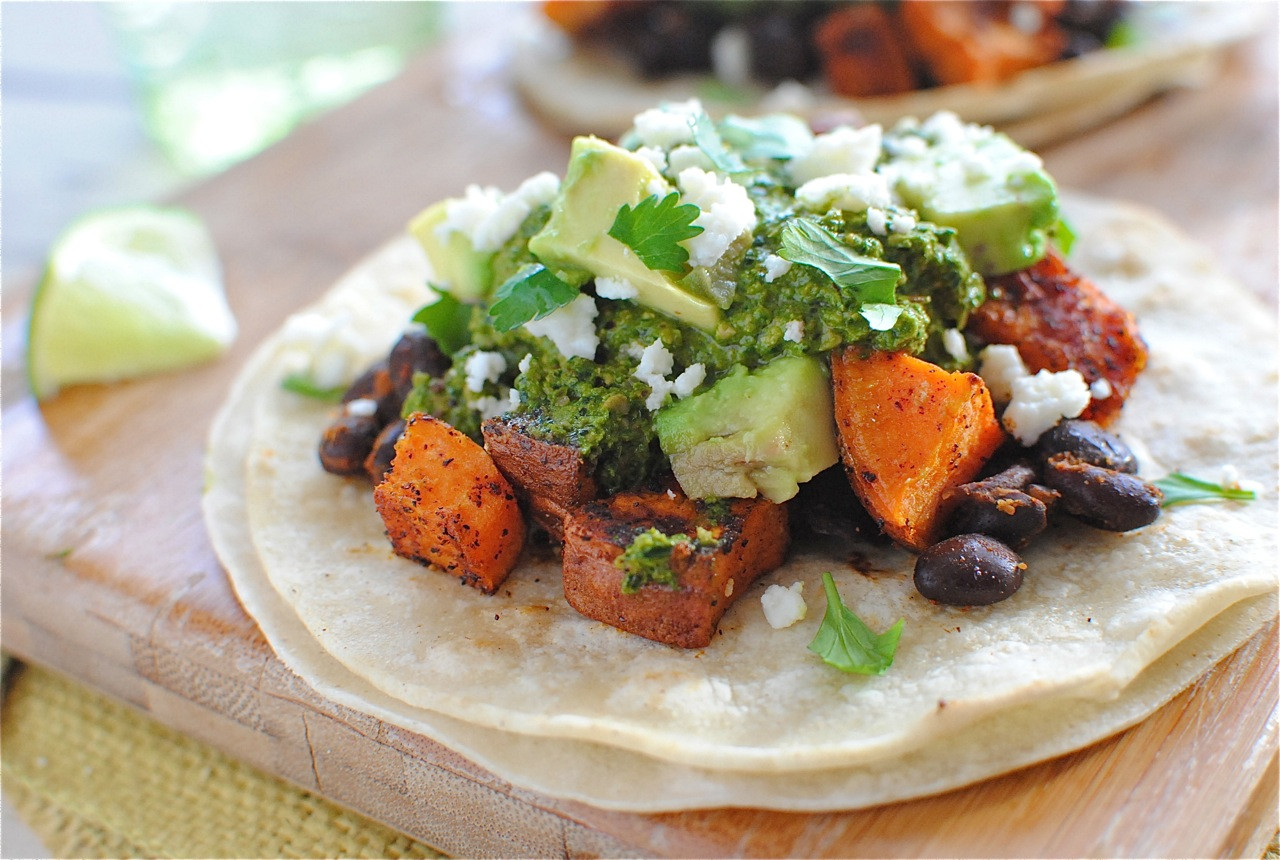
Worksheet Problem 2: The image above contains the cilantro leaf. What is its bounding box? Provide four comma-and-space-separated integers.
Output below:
412, 292, 471, 355
488, 264, 579, 332
608, 193, 704, 273
719, 113, 813, 162
280, 372, 345, 403
779, 218, 902, 305
1152, 472, 1259, 507
691, 110, 749, 175
808, 572, 903, 675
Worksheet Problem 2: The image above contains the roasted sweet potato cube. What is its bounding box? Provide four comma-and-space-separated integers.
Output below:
830, 349, 1006, 551
898, 0, 1066, 86
814, 4, 918, 97
374, 414, 525, 594
968, 250, 1148, 426
562, 490, 789, 649
482, 417, 598, 541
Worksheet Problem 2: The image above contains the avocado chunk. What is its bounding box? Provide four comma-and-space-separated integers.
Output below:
886, 121, 1058, 276
654, 356, 839, 503
528, 136, 721, 332
408, 201, 494, 302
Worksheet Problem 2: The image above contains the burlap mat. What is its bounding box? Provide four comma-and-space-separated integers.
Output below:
1, 663, 444, 859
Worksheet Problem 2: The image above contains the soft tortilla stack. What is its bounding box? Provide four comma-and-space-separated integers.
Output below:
203, 195, 1278, 811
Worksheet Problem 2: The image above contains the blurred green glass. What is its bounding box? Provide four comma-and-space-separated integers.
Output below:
107, 2, 443, 176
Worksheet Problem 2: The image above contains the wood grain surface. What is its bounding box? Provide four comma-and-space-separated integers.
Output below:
3, 18, 1277, 859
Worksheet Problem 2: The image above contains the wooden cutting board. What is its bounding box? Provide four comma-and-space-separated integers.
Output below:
4, 31, 1277, 858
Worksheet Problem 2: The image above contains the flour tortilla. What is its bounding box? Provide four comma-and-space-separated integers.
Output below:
207, 194, 1277, 787
510, 4, 1264, 148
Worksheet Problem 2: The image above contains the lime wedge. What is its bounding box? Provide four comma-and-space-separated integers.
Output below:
26, 205, 238, 400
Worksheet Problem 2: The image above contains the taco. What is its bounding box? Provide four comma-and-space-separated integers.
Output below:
510, 1, 1264, 147
204, 105, 1276, 810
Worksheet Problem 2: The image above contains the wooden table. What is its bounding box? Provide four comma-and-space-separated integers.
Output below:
4, 16, 1277, 858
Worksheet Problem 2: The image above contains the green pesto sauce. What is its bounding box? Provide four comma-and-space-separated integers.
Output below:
405, 181, 986, 494
614, 526, 718, 593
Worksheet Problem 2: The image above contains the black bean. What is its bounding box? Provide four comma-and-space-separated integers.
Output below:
744, 8, 820, 84
343, 360, 401, 424
365, 419, 406, 483
624, 3, 719, 78
1043, 453, 1163, 532
1037, 419, 1138, 474
319, 412, 382, 477
791, 466, 887, 551
914, 534, 1025, 606
944, 486, 1048, 549
388, 330, 450, 400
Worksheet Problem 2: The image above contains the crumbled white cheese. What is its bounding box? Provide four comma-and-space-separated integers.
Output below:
463, 350, 507, 393
1002, 369, 1091, 445
759, 79, 817, 114
630, 99, 701, 149
1089, 377, 1113, 400
594, 275, 640, 300
635, 338, 675, 380
523, 293, 599, 360
633, 145, 668, 175
517, 353, 533, 374
667, 144, 714, 175
345, 397, 378, 418
507, 387, 521, 411
672, 363, 706, 398
472, 393, 510, 422
795, 172, 892, 214
763, 254, 792, 283
761, 582, 807, 629
677, 167, 758, 268
438, 171, 560, 253
783, 320, 805, 343
921, 110, 969, 147
942, 328, 969, 363
1010, 1, 1045, 34
866, 207, 888, 236
646, 177, 672, 198
977, 344, 1029, 405
789, 124, 883, 185
1219, 464, 1265, 495
710, 25, 751, 87
281, 311, 373, 391
634, 338, 678, 411
884, 134, 928, 159
890, 212, 917, 234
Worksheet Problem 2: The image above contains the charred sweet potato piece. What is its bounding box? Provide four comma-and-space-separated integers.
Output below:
899, 0, 1066, 86
813, 4, 918, 97
830, 349, 1006, 550
482, 417, 598, 542
543, 0, 618, 35
562, 489, 789, 649
968, 250, 1148, 425
374, 414, 525, 594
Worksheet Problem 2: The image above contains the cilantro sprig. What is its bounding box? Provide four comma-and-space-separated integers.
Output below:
608, 192, 704, 273
718, 113, 813, 162
808, 572, 903, 675
1152, 472, 1259, 507
412, 291, 471, 355
488, 263, 579, 332
779, 218, 903, 306
691, 111, 750, 175
280, 373, 346, 403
